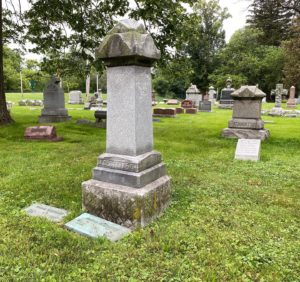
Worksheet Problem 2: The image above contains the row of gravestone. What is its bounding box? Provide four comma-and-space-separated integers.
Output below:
22, 19, 271, 242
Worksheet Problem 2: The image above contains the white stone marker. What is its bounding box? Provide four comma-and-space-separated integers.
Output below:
82, 19, 171, 229
235, 139, 261, 162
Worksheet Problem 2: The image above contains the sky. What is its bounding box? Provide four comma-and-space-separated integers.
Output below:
10, 0, 250, 60
219, 0, 249, 41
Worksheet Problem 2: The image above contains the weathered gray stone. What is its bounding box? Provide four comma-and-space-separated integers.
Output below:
97, 151, 162, 173
65, 213, 131, 241
222, 85, 269, 140
69, 90, 83, 104
287, 86, 296, 109
82, 19, 170, 229
199, 101, 212, 112
223, 128, 270, 140
39, 76, 71, 123
96, 19, 161, 67
106, 66, 153, 156
24, 203, 68, 222
82, 176, 171, 228
235, 139, 261, 161
186, 84, 202, 107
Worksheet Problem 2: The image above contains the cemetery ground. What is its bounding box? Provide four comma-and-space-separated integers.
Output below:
0, 94, 300, 281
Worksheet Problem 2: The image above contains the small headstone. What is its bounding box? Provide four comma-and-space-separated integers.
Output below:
185, 108, 197, 114
84, 102, 91, 110
18, 100, 27, 106
153, 108, 176, 117
24, 126, 63, 142
65, 213, 131, 241
199, 101, 212, 112
235, 139, 261, 162
166, 99, 179, 105
24, 203, 68, 222
69, 90, 84, 104
6, 101, 13, 112
181, 100, 194, 109
176, 107, 184, 114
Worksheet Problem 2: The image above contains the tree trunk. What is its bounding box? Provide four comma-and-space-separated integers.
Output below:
0, 0, 13, 125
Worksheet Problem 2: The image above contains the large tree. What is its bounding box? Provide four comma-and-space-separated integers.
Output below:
209, 27, 284, 97
0, 0, 23, 125
247, 0, 296, 46
153, 0, 229, 97
283, 17, 300, 91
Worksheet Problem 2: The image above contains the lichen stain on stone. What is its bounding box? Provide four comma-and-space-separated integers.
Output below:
133, 208, 141, 220
153, 192, 157, 210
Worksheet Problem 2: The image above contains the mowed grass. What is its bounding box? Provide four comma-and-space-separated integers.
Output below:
0, 95, 300, 281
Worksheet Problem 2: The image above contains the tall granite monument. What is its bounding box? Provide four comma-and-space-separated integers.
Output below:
186, 84, 202, 108
219, 77, 235, 109
222, 85, 270, 140
82, 19, 171, 229
39, 76, 71, 123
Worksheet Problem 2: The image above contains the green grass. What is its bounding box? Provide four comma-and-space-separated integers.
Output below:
0, 98, 300, 281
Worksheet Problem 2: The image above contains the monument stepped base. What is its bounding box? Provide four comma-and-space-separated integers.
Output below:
222, 128, 270, 140
82, 175, 171, 229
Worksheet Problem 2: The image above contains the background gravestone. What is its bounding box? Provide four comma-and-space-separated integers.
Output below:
69, 90, 84, 104
287, 86, 296, 108
82, 19, 171, 229
186, 84, 202, 108
39, 76, 71, 123
219, 77, 235, 109
222, 85, 270, 140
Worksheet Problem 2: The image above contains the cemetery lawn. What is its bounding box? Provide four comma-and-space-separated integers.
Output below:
0, 97, 300, 281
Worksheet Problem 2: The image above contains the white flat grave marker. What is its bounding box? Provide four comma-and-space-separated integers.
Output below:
24, 203, 69, 222
235, 139, 261, 162
65, 213, 131, 242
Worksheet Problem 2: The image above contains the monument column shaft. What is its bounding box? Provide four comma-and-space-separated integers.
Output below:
106, 66, 153, 157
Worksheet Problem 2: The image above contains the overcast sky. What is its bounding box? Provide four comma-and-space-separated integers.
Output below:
219, 0, 249, 41
12, 0, 250, 59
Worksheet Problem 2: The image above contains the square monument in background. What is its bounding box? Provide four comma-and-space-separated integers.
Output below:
222, 86, 270, 140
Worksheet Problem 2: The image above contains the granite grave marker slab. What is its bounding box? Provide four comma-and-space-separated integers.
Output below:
24, 203, 68, 222
235, 139, 261, 161
65, 213, 131, 241
24, 126, 63, 141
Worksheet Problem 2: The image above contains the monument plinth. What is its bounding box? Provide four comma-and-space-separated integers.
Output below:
222, 85, 270, 140
39, 76, 71, 123
82, 19, 171, 229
